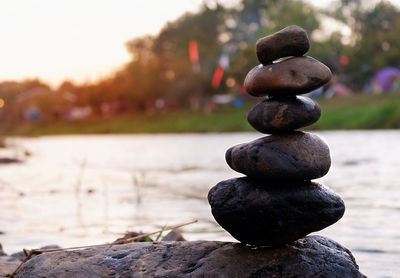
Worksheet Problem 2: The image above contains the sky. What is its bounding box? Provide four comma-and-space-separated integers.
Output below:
0, 0, 396, 87
0, 0, 210, 87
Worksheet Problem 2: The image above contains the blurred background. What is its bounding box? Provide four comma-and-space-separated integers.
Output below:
0, 0, 399, 277
0, 0, 400, 134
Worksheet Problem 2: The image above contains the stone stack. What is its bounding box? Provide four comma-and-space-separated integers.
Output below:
208, 25, 345, 247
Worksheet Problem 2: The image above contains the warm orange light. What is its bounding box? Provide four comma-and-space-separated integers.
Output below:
0, 98, 4, 108
211, 66, 224, 89
189, 40, 199, 64
226, 77, 236, 88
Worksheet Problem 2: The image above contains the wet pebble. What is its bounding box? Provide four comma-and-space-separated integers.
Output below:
247, 96, 321, 133
244, 56, 332, 97
256, 25, 309, 64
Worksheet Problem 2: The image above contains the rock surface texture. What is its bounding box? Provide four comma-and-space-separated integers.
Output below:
15, 237, 365, 278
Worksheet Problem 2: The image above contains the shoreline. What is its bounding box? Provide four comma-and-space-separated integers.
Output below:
2, 93, 400, 136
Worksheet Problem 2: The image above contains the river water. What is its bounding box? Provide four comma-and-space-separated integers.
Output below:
0, 131, 399, 277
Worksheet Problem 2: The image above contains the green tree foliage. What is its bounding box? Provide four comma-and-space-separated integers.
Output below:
151, 4, 227, 107
343, 1, 400, 88
322, 0, 400, 88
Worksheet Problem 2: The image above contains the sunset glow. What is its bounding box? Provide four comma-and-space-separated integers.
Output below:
0, 0, 206, 86
0, 0, 398, 87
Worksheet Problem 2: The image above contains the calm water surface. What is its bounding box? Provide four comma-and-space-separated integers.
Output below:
0, 131, 399, 277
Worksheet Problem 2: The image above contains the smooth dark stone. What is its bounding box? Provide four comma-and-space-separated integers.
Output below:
208, 178, 345, 247
15, 237, 365, 278
226, 131, 330, 180
256, 25, 310, 64
244, 56, 332, 97
247, 96, 321, 133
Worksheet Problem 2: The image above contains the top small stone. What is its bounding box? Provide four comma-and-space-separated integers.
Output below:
256, 25, 309, 64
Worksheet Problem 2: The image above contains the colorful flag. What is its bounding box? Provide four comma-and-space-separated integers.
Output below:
189, 40, 199, 64
212, 66, 224, 89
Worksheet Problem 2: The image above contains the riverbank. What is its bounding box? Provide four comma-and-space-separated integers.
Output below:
4, 92, 400, 136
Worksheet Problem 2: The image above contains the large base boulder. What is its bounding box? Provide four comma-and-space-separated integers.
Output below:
15, 236, 365, 278
208, 178, 345, 246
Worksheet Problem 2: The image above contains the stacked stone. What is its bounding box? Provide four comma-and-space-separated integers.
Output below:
208, 25, 345, 247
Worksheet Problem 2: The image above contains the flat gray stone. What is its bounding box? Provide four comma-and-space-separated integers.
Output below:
0, 255, 21, 277
244, 56, 332, 97
162, 230, 186, 241
256, 25, 309, 64
247, 96, 321, 133
226, 131, 331, 180
208, 178, 345, 246
15, 237, 365, 278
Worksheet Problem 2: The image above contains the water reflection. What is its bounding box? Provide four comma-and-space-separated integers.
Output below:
0, 131, 399, 277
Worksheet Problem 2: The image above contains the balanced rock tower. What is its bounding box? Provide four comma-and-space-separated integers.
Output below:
208, 25, 345, 247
